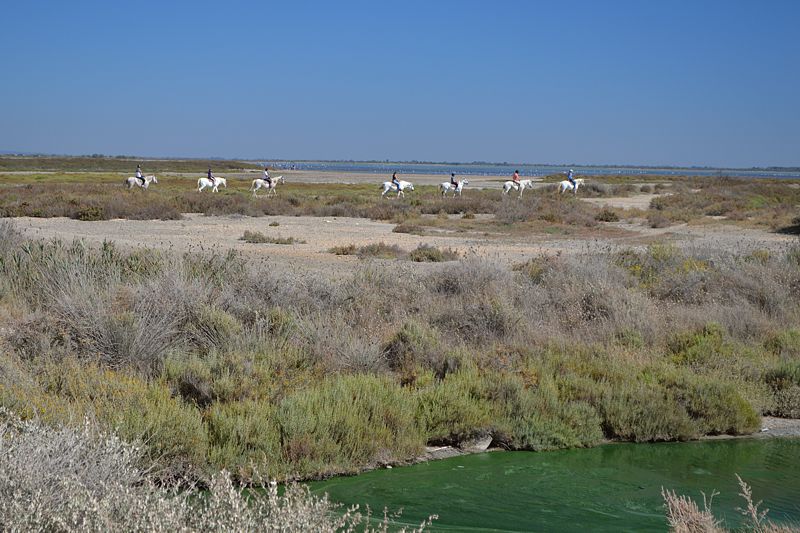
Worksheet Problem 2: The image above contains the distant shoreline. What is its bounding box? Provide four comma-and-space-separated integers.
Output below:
1, 153, 798, 173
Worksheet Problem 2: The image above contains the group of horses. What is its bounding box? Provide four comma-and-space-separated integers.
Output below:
124, 175, 285, 197
126, 174, 585, 199
382, 177, 585, 199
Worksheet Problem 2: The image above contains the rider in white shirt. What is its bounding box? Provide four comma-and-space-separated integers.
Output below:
263, 167, 272, 187
135, 164, 144, 184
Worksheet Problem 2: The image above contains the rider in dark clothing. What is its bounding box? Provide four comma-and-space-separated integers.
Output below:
450, 172, 459, 190
136, 164, 145, 185
567, 169, 576, 187
207, 168, 215, 184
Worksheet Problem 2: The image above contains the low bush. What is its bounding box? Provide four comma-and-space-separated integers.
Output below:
409, 244, 460, 262
241, 231, 303, 244
594, 207, 620, 222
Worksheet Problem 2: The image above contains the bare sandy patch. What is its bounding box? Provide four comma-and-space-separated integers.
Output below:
13, 211, 796, 278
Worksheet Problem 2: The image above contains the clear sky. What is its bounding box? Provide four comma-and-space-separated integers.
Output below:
1, 0, 798, 167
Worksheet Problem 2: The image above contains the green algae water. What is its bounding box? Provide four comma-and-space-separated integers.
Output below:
310, 439, 800, 532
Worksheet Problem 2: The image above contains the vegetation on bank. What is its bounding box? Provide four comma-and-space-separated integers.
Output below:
0, 409, 434, 532
1, 218, 799, 484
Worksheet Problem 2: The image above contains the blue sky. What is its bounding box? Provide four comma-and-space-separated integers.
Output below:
1, 1, 798, 166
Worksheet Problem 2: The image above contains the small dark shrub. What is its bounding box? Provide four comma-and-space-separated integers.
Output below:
409, 244, 459, 262
76, 205, 105, 221
595, 208, 620, 222
647, 212, 671, 228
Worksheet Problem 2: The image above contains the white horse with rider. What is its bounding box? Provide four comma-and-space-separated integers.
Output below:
502, 178, 538, 198
439, 179, 469, 197
380, 180, 414, 199
124, 175, 158, 190
250, 175, 285, 197
197, 176, 227, 192
558, 178, 585, 194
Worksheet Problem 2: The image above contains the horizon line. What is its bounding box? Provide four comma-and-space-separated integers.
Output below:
1, 151, 798, 172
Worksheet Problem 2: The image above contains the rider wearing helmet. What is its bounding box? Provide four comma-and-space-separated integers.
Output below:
136, 164, 145, 185
391, 172, 401, 191
450, 172, 459, 190
567, 169, 576, 187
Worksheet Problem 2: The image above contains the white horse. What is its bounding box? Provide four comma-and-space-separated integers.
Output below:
380, 180, 415, 198
250, 175, 285, 197
558, 178, 584, 194
502, 179, 538, 198
124, 175, 158, 190
439, 179, 469, 197
197, 177, 227, 192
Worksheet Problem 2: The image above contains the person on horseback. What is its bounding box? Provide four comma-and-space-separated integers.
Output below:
207, 167, 215, 184
567, 169, 576, 188
263, 166, 272, 188
512, 170, 520, 184
135, 164, 145, 185
450, 172, 459, 190
391, 172, 401, 191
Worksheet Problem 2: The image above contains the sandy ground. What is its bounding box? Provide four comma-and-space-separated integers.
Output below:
13, 205, 796, 276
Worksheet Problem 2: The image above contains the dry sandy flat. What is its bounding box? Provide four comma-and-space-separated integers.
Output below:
14, 205, 796, 276
582, 193, 659, 210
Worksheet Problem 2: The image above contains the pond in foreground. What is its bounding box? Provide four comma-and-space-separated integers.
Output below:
310, 438, 800, 532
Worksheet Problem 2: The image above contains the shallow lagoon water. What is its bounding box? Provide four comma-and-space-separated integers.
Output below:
311, 439, 800, 532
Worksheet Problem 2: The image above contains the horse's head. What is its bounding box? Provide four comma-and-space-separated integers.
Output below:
407, 183, 415, 191
151, 176, 158, 184
220, 178, 227, 187
277, 176, 285, 184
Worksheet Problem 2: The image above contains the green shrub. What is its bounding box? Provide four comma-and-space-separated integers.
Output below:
191, 305, 243, 350
664, 374, 759, 435
764, 329, 800, 360
277, 375, 422, 476
600, 384, 698, 442
205, 400, 282, 478
414, 374, 493, 445
409, 244, 459, 263
76, 205, 105, 221
32, 360, 208, 481
668, 323, 727, 366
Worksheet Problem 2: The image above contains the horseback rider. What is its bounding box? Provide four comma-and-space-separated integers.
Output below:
450, 172, 459, 190
207, 167, 215, 184
391, 172, 401, 191
263, 167, 272, 188
567, 169, 576, 188
135, 164, 145, 185
512, 170, 520, 184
